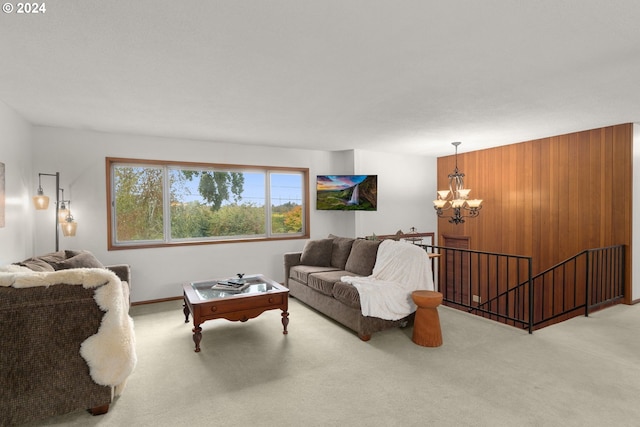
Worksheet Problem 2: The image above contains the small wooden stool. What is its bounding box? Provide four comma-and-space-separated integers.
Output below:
411, 290, 443, 347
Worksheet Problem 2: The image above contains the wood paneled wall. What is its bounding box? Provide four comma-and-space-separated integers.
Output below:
436, 123, 633, 303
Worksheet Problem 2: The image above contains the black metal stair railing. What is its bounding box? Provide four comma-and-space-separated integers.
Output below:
420, 244, 625, 333
527, 245, 625, 330
423, 245, 534, 331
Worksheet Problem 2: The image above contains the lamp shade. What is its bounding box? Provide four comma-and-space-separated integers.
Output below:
466, 199, 483, 208
33, 194, 50, 210
437, 190, 450, 200
61, 220, 77, 237
58, 205, 70, 223
433, 199, 448, 208
451, 199, 465, 208
457, 189, 471, 199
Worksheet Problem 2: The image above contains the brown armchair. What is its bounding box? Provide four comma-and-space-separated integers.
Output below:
0, 254, 132, 426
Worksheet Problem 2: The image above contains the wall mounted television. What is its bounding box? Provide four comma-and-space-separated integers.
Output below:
316, 175, 377, 211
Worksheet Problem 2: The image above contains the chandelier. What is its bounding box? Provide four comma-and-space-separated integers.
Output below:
433, 142, 482, 224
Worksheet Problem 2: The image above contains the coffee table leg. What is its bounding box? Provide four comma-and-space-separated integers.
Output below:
281, 310, 289, 334
192, 324, 202, 352
183, 302, 190, 323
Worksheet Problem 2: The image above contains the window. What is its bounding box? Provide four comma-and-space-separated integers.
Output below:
107, 158, 309, 249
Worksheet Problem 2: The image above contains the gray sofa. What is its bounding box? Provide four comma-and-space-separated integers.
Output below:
0, 250, 131, 426
284, 236, 412, 341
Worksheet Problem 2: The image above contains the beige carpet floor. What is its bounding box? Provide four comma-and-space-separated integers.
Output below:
25, 298, 640, 426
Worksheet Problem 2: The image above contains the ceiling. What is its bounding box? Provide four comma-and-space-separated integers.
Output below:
1, 1, 640, 156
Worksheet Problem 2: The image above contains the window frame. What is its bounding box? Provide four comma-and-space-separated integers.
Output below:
106, 157, 310, 250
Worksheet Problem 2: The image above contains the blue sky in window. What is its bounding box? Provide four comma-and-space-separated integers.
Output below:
173, 171, 302, 206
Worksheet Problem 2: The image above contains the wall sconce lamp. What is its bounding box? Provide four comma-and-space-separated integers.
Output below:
433, 142, 483, 224
33, 172, 78, 251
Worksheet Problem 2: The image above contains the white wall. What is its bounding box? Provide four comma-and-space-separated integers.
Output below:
0, 102, 33, 265
31, 126, 438, 302
353, 149, 438, 240
313, 150, 357, 235
310, 149, 439, 241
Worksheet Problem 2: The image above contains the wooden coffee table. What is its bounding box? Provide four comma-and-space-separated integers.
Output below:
183, 274, 289, 352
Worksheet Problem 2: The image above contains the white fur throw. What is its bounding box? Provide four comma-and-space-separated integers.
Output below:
0, 265, 136, 395
341, 240, 435, 320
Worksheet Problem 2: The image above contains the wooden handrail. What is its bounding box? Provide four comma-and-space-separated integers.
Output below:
364, 231, 434, 243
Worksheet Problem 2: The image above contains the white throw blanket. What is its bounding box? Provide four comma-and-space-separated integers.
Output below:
0, 265, 136, 396
341, 240, 435, 320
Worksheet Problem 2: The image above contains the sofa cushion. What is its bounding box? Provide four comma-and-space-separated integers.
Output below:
14, 250, 66, 272
289, 265, 339, 284
54, 251, 105, 270
307, 270, 349, 296
328, 235, 355, 270
300, 239, 333, 267
64, 249, 84, 258
332, 281, 361, 309
35, 250, 67, 265
15, 258, 55, 272
344, 239, 381, 276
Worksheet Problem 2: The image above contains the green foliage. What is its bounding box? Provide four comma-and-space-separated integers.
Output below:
272, 201, 297, 214
171, 202, 212, 238
114, 167, 164, 241
270, 205, 302, 234
182, 170, 245, 211
209, 204, 265, 236
282, 205, 303, 233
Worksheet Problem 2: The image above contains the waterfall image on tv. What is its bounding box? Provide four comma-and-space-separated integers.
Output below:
316, 175, 377, 211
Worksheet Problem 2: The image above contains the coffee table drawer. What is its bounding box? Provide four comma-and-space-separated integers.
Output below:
204, 293, 285, 316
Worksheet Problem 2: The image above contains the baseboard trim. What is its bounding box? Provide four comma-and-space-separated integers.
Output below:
131, 296, 182, 306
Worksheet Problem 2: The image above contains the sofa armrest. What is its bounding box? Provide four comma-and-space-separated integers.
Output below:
106, 264, 131, 285
283, 252, 302, 287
